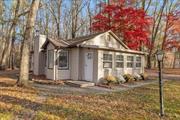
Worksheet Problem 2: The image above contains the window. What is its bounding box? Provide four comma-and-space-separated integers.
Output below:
103, 54, 112, 68
59, 50, 69, 69
48, 50, 54, 69
127, 56, 134, 68
116, 55, 124, 68
136, 56, 141, 67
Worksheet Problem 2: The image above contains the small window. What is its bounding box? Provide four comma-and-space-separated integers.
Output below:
48, 50, 54, 69
103, 54, 112, 68
116, 55, 124, 68
136, 56, 141, 67
59, 50, 69, 69
127, 56, 134, 68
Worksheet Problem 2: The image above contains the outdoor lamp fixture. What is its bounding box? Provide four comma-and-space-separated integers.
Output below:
156, 50, 165, 117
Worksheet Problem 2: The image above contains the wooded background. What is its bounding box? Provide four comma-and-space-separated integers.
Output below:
0, 0, 179, 86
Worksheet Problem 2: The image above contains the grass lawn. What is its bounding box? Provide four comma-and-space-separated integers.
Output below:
0, 76, 180, 120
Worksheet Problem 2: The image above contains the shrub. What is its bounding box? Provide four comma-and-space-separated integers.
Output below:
123, 74, 135, 82
104, 75, 117, 85
140, 73, 148, 80
134, 73, 142, 81
116, 75, 126, 84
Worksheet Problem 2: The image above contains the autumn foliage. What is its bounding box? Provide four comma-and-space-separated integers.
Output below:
164, 11, 180, 51
91, 0, 151, 50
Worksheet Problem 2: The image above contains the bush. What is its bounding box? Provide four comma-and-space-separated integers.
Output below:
134, 73, 142, 81
140, 73, 148, 80
104, 75, 117, 85
123, 74, 135, 82
116, 75, 126, 84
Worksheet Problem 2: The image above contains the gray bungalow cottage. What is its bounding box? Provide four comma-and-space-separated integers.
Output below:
31, 30, 146, 83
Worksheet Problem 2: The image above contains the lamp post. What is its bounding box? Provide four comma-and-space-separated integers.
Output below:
156, 50, 165, 117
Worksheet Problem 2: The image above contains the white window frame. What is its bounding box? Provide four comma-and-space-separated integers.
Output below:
116, 55, 124, 68
58, 50, 69, 70
136, 56, 141, 68
103, 54, 112, 68
127, 56, 134, 68
48, 50, 54, 69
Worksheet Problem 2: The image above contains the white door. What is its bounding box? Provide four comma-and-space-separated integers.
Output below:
84, 52, 93, 82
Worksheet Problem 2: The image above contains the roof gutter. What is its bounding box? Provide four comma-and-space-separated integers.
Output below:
78, 45, 148, 55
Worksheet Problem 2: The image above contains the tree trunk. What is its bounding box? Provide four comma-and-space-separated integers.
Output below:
173, 52, 176, 68
17, 0, 40, 87
147, 54, 152, 69
9, 31, 16, 70
0, 0, 20, 69
147, 0, 167, 69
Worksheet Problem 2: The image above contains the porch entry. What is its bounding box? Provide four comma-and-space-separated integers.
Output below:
84, 52, 93, 82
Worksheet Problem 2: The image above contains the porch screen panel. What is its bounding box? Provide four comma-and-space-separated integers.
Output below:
136, 56, 141, 67
103, 54, 112, 68
59, 50, 69, 69
116, 55, 124, 68
48, 50, 54, 69
127, 56, 134, 68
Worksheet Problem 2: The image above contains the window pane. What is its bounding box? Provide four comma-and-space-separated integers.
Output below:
136, 63, 141, 67
103, 54, 108, 60
127, 56, 133, 61
103, 54, 112, 68
59, 51, 68, 69
116, 55, 124, 61
127, 62, 133, 68
103, 54, 112, 61
48, 50, 54, 68
136, 57, 141, 62
116, 62, 124, 68
103, 62, 112, 68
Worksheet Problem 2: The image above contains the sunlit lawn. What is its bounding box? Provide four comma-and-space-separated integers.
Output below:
0, 76, 180, 120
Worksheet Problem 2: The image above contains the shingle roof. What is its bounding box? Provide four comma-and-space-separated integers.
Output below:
65, 31, 106, 46
41, 31, 147, 55
41, 38, 69, 49
42, 31, 106, 49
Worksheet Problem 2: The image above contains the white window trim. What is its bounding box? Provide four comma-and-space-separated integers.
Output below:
116, 55, 124, 68
136, 56, 141, 68
48, 50, 54, 69
103, 53, 113, 68
58, 50, 69, 70
127, 56, 134, 68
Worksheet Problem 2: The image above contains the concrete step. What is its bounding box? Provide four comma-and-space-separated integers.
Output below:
65, 80, 95, 88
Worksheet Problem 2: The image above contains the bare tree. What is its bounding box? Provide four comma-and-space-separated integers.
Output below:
18, 0, 40, 87
147, 0, 167, 68
71, 0, 85, 38
0, 0, 20, 69
47, 0, 63, 38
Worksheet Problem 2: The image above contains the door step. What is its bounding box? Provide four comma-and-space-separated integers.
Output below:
65, 80, 95, 88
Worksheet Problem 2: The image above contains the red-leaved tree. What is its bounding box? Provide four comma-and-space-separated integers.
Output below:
164, 11, 180, 51
91, 0, 151, 50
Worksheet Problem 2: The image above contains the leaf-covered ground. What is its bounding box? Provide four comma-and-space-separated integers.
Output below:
0, 74, 180, 120
146, 68, 180, 75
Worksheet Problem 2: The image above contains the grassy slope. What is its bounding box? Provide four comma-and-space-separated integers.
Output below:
0, 77, 180, 120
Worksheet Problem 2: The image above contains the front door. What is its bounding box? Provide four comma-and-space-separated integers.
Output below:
84, 52, 93, 82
